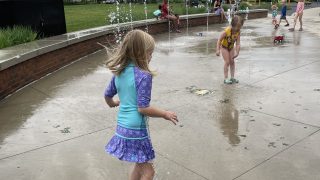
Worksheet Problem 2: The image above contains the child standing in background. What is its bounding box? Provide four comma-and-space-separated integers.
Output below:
289, 0, 304, 31
278, 0, 290, 27
216, 15, 244, 84
271, 4, 279, 29
104, 30, 178, 180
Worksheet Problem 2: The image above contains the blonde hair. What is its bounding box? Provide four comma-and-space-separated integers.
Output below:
271, 4, 277, 9
231, 15, 244, 31
106, 29, 155, 76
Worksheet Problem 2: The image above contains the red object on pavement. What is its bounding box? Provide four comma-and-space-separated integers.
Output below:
274, 36, 284, 43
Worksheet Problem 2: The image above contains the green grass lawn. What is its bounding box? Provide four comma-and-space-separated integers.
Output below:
64, 3, 207, 32
0, 26, 37, 49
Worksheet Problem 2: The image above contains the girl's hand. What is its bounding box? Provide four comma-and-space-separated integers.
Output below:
164, 111, 178, 125
216, 50, 220, 56
233, 53, 239, 59
112, 100, 120, 107
106, 97, 120, 108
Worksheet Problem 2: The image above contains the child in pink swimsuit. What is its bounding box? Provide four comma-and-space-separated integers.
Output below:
289, 0, 304, 31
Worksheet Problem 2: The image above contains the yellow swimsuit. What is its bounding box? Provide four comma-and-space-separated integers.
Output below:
220, 27, 240, 51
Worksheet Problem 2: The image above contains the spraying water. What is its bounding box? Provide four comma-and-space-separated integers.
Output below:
144, 0, 149, 32
245, 7, 249, 20
227, 9, 232, 25
116, 0, 121, 43
244, 7, 253, 80
129, 2, 133, 30
185, 0, 189, 35
206, 0, 209, 33
168, 0, 171, 45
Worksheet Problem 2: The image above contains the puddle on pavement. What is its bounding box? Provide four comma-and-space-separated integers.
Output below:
217, 103, 241, 146
186, 86, 215, 96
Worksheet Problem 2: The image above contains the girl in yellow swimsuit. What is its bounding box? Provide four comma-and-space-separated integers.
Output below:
216, 15, 244, 84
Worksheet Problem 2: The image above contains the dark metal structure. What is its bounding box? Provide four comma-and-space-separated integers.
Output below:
0, 0, 66, 37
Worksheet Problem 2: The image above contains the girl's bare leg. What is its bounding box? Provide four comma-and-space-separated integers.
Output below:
221, 48, 231, 79
229, 49, 235, 78
299, 13, 303, 29
177, 16, 180, 26
139, 163, 155, 180
167, 15, 178, 30
292, 13, 299, 29
222, 10, 226, 20
130, 164, 141, 180
220, 13, 224, 22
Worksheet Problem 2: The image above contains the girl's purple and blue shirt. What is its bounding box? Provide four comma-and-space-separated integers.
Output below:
104, 64, 152, 130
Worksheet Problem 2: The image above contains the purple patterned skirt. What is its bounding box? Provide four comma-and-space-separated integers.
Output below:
105, 125, 155, 163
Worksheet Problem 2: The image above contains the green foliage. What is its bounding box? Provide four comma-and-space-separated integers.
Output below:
256, 2, 271, 9
239, 2, 250, 10
171, 0, 186, 3
0, 26, 37, 49
222, 4, 230, 11
241, 0, 290, 10
63, 0, 101, 5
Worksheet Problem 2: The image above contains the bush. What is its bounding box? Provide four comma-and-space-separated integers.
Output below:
239, 2, 250, 10
172, 0, 185, 3
0, 26, 37, 49
222, 4, 230, 11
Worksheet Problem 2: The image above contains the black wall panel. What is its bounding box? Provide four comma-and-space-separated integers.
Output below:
0, 0, 67, 37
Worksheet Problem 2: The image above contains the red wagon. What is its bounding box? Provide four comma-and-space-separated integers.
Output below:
274, 36, 284, 43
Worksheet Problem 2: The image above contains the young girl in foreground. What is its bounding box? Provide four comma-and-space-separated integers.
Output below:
104, 29, 178, 180
216, 15, 244, 84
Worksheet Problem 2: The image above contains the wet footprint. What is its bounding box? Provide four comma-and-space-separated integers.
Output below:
268, 142, 277, 148
219, 99, 230, 103
60, 127, 71, 133
240, 109, 249, 114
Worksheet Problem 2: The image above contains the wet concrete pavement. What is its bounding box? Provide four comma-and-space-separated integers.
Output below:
1, 9, 320, 180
